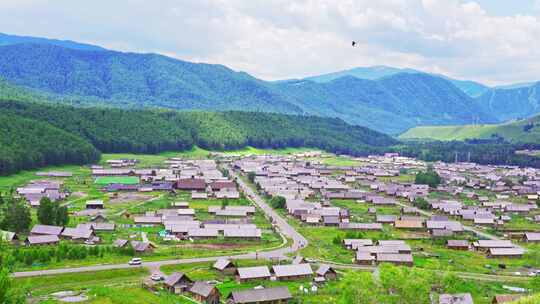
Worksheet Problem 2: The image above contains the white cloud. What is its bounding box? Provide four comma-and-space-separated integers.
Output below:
0, 0, 538, 85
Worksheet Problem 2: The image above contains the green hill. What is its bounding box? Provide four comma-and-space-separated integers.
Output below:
399, 124, 499, 141
0, 99, 397, 175
400, 114, 540, 144
0, 112, 100, 175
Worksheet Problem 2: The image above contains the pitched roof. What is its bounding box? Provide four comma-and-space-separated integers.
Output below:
447, 240, 469, 247
236, 266, 271, 280
316, 264, 334, 276
272, 263, 313, 278
525, 232, 540, 241
113, 239, 128, 247
488, 248, 525, 256
27, 235, 59, 245
473, 240, 514, 248
164, 272, 191, 287
213, 258, 234, 271
376, 253, 413, 263
224, 228, 261, 238
229, 287, 292, 303
30, 224, 64, 236
189, 281, 215, 298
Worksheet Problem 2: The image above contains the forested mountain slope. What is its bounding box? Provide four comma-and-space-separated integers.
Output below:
0, 43, 496, 134
275, 73, 496, 134
0, 100, 397, 174
0, 113, 100, 175
0, 43, 302, 114
476, 82, 540, 121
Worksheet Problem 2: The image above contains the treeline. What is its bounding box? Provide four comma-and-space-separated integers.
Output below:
0, 112, 100, 175
0, 100, 397, 175
397, 140, 540, 168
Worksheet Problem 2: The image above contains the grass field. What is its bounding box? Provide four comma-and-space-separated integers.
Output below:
94, 176, 140, 185
399, 124, 498, 141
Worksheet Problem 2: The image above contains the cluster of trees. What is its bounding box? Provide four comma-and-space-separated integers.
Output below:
413, 197, 431, 210
0, 193, 32, 233
37, 197, 69, 226
9, 243, 134, 267
398, 140, 540, 168
335, 264, 461, 304
0, 242, 25, 303
415, 165, 442, 188
269, 196, 286, 209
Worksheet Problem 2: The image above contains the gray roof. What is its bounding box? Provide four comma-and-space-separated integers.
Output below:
473, 240, 514, 248
229, 287, 292, 303
213, 258, 234, 271
31, 224, 64, 236
316, 264, 334, 276
236, 266, 271, 279
27, 235, 59, 245
164, 272, 191, 287
61, 227, 94, 240
376, 253, 413, 263
130, 241, 154, 252
447, 240, 469, 247
377, 215, 397, 223
188, 228, 219, 237
488, 247, 525, 256
525, 232, 540, 241
224, 228, 261, 238
272, 263, 313, 278
189, 281, 215, 298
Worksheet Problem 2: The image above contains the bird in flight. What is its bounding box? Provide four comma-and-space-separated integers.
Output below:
352, 41, 357, 47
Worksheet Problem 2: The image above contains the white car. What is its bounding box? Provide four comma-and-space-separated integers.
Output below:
128, 258, 142, 265
150, 273, 163, 281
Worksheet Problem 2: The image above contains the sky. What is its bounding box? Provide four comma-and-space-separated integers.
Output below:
0, 0, 539, 86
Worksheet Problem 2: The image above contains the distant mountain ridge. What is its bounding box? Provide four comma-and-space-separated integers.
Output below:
0, 33, 537, 134
304, 65, 490, 98
0, 32, 105, 51
476, 82, 540, 122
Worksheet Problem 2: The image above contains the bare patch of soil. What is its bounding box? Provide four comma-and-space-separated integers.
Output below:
108, 193, 153, 204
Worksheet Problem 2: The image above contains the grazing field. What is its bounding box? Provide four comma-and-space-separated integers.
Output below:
399, 124, 498, 140
94, 176, 140, 185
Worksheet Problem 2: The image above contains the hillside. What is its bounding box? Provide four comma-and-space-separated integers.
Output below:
0, 112, 100, 175
0, 42, 497, 134
476, 82, 540, 121
276, 73, 496, 134
399, 124, 499, 141
0, 100, 397, 174
0, 43, 302, 114
400, 113, 540, 145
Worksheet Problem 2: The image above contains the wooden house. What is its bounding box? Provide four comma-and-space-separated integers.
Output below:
164, 272, 193, 294
189, 281, 220, 304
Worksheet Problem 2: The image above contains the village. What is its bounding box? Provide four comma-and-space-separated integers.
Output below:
1, 149, 540, 304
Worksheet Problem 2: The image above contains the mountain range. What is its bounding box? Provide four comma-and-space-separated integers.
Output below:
0, 33, 538, 135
